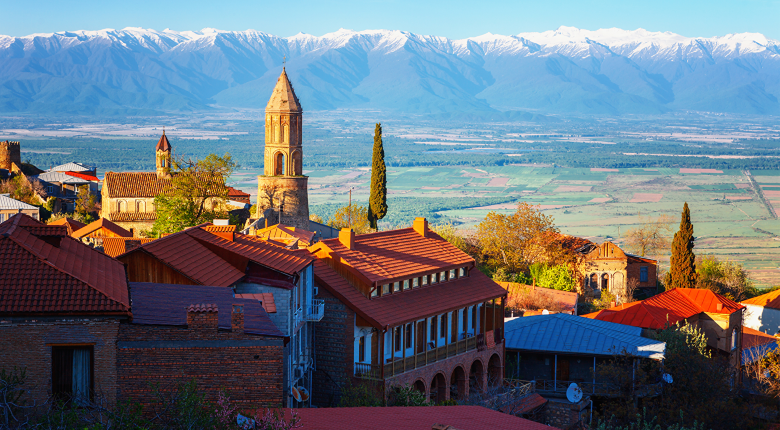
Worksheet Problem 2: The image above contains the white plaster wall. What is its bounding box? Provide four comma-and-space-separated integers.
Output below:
744, 304, 780, 335
354, 325, 373, 364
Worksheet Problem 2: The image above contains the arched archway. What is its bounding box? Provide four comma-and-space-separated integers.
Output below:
450, 366, 466, 401
274, 152, 286, 176
488, 353, 502, 389
291, 150, 302, 176
117, 200, 127, 212
469, 359, 484, 394
430, 373, 446, 404
589, 273, 598, 289
137, 200, 146, 213
601, 273, 609, 291
413, 379, 426, 395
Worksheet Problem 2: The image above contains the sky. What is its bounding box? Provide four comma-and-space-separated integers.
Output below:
2, 0, 779, 39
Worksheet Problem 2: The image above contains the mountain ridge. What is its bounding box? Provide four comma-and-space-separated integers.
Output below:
1, 26, 778, 115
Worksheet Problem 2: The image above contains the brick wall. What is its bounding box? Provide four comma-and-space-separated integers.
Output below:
312, 283, 355, 407
0, 317, 121, 407
235, 283, 291, 335
544, 397, 591, 428
117, 321, 284, 410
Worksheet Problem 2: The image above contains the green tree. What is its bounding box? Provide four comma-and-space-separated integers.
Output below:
327, 204, 373, 234
151, 153, 237, 236
367, 123, 387, 230
74, 185, 98, 223
668, 202, 696, 290
696, 255, 755, 301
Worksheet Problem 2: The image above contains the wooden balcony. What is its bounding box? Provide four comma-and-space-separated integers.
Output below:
529, 379, 662, 398
382, 331, 493, 378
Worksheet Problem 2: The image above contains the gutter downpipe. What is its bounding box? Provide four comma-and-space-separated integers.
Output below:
554, 355, 557, 392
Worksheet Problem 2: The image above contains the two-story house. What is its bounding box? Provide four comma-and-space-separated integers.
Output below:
309, 218, 507, 406
116, 223, 322, 407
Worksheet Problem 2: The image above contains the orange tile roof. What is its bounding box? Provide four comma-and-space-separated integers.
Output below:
103, 172, 171, 198
310, 227, 474, 285
0, 214, 130, 316
743, 327, 777, 349
582, 288, 744, 329
742, 289, 780, 310
227, 186, 251, 203
107, 211, 157, 222
72, 218, 133, 239
313, 259, 505, 328
202, 225, 238, 233
255, 223, 315, 247
63, 171, 99, 182
102, 237, 156, 258
235, 292, 277, 313
48, 217, 86, 235
156, 131, 171, 151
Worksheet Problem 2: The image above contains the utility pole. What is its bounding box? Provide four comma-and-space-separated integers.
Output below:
348, 187, 354, 228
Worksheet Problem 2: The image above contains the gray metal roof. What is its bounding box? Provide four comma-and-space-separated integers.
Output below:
35, 171, 92, 184
504, 313, 665, 359
48, 162, 94, 172
0, 194, 38, 210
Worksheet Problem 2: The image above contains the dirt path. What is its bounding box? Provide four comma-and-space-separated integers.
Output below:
744, 169, 777, 219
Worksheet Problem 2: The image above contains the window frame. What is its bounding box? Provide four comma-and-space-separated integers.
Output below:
440, 313, 448, 339
359, 336, 366, 362
640, 266, 649, 283
51, 345, 94, 403
405, 324, 413, 349
394, 326, 402, 352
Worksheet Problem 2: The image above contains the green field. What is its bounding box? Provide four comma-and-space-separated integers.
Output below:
237, 166, 780, 288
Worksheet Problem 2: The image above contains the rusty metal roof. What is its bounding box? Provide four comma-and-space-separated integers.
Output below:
102, 237, 156, 258
0, 214, 130, 316
743, 288, 780, 310
48, 217, 86, 235
72, 218, 133, 239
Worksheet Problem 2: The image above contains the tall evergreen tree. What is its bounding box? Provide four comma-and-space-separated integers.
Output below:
368, 123, 387, 230
668, 202, 696, 289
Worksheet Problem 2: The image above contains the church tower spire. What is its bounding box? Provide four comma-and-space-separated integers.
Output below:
257, 68, 310, 229
156, 129, 172, 179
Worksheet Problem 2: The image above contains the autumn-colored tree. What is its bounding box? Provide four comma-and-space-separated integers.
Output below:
624, 214, 672, 256
696, 255, 755, 301
75, 185, 98, 222
476, 202, 563, 273
367, 123, 387, 230
151, 153, 237, 236
327, 204, 373, 234
667, 202, 696, 290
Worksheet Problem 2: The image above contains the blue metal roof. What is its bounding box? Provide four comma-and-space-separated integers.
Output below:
504, 313, 665, 359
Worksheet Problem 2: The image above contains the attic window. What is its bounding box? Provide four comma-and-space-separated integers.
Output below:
440, 271, 446, 282
382, 284, 390, 295
449, 269, 456, 279
412, 278, 419, 288
430, 274, 438, 285
393, 282, 401, 293
403, 280, 410, 290
459, 267, 466, 277
371, 288, 378, 298
422, 275, 429, 286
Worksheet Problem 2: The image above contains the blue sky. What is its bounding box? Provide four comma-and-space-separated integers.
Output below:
2, 0, 779, 39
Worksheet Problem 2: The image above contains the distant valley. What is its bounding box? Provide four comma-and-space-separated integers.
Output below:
1, 26, 780, 115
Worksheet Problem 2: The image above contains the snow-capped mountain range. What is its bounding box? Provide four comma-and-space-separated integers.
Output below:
1, 26, 779, 115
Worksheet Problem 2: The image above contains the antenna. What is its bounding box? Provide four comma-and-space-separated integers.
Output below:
566, 382, 583, 403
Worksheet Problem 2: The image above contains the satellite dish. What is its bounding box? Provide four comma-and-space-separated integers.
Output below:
662, 373, 673, 384
542, 309, 550, 315
297, 386, 310, 402
566, 383, 583, 403
237, 413, 255, 428
292, 386, 302, 402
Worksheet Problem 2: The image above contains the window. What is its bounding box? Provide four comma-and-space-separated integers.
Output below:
382, 284, 390, 295
731, 330, 738, 351
422, 275, 429, 286
459, 267, 466, 277
393, 282, 401, 293
371, 288, 378, 298
449, 269, 456, 279
47, 185, 54, 194
640, 267, 649, 282
413, 278, 419, 288
440, 314, 448, 338
471, 306, 477, 330
394, 326, 402, 352
440, 271, 447, 282
462, 309, 468, 332
405, 324, 412, 349
430, 316, 437, 341
52, 346, 93, 404
403, 280, 410, 290
0, 214, 4, 223
430, 274, 438, 285
32, 213, 39, 220
359, 336, 366, 362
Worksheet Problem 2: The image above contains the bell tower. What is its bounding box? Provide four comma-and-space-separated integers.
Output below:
257, 68, 309, 229
156, 130, 172, 179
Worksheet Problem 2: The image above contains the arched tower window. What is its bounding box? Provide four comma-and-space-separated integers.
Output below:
137, 200, 146, 213
283, 124, 289, 143
292, 150, 302, 176
275, 152, 286, 176
274, 123, 281, 143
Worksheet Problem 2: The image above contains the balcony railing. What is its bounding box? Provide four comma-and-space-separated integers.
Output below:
381, 330, 499, 378
354, 362, 381, 380
530, 379, 662, 398
293, 299, 326, 328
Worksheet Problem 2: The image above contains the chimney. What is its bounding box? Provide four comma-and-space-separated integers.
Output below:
232, 304, 244, 333
716, 303, 724, 312
339, 228, 355, 249
187, 303, 218, 333
610, 301, 616, 308
413, 217, 428, 237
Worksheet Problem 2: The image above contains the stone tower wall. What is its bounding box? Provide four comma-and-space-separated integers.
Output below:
264, 113, 303, 176
256, 176, 309, 230
156, 150, 171, 179
0, 141, 21, 171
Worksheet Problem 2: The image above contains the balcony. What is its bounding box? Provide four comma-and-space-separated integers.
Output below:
529, 379, 662, 398
354, 362, 381, 380
293, 299, 326, 328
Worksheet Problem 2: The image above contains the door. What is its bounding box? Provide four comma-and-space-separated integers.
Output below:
555, 357, 570, 381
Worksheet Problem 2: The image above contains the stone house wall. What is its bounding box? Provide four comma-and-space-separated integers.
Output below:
312, 284, 355, 407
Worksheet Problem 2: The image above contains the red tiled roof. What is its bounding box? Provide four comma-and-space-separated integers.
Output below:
582, 288, 744, 329
156, 132, 171, 151
72, 218, 133, 239
235, 292, 277, 313
107, 212, 157, 222
256, 224, 315, 247
499, 392, 547, 415
742, 289, 780, 310
743, 327, 777, 349
227, 186, 251, 204
313, 259, 505, 328
102, 237, 156, 258
187, 303, 217, 313
63, 171, 99, 182
202, 225, 238, 233
103, 172, 171, 198
48, 217, 87, 235
311, 227, 474, 285
0, 214, 130, 316
289, 405, 551, 430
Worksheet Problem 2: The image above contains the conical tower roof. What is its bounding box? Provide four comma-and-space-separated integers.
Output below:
156, 130, 171, 151
266, 68, 302, 113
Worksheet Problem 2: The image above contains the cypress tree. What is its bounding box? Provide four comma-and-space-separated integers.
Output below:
668, 202, 696, 290
368, 123, 387, 230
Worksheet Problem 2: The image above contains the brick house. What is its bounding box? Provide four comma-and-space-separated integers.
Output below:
116, 224, 322, 407
576, 241, 658, 297
0, 214, 131, 407
117, 282, 285, 410
309, 218, 507, 406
